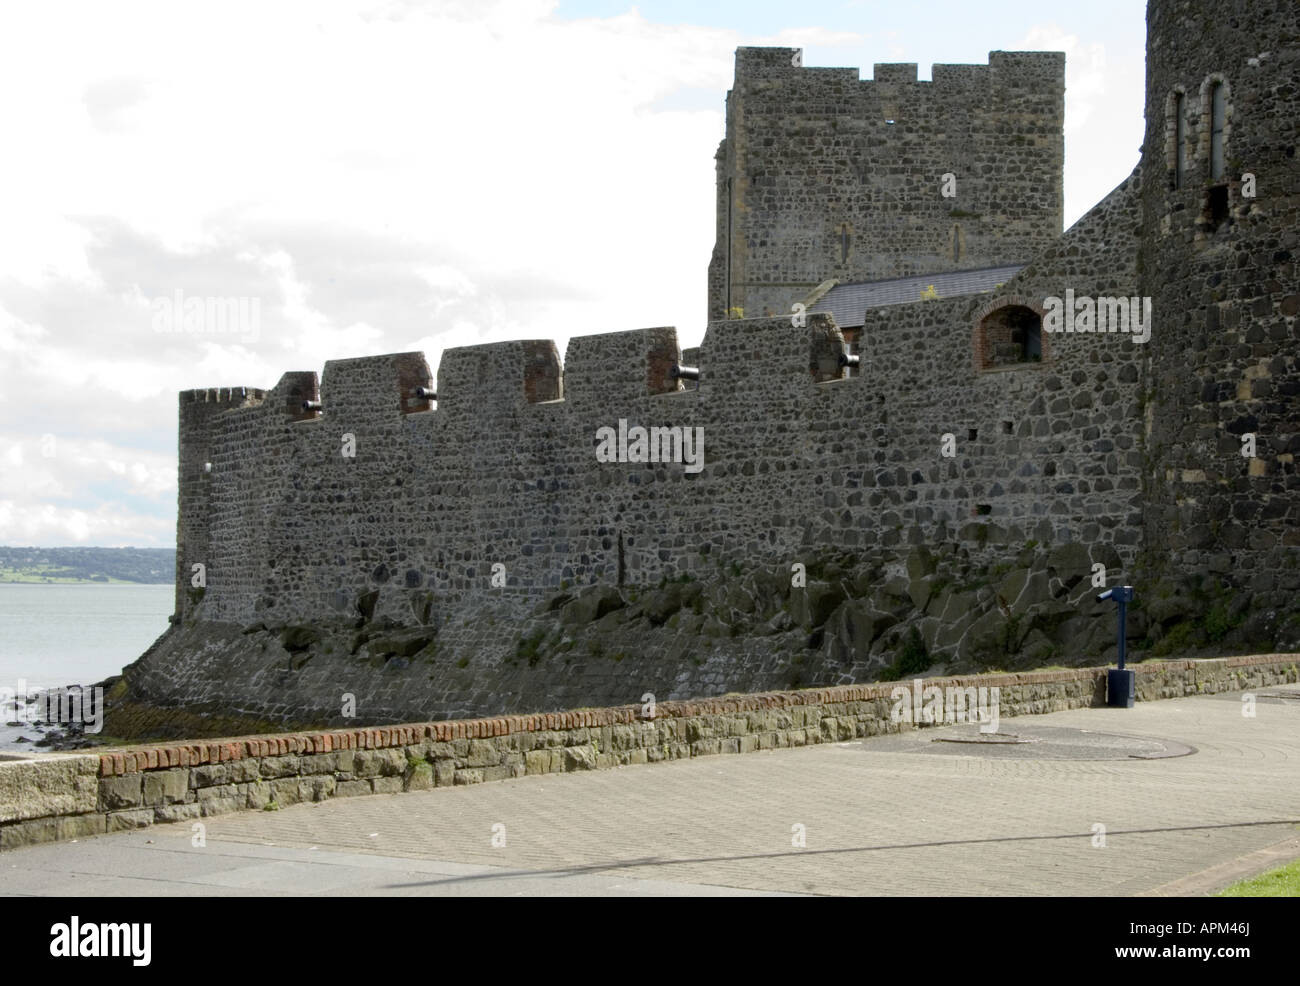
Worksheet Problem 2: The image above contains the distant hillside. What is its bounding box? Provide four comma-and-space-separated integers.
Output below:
0, 546, 174, 584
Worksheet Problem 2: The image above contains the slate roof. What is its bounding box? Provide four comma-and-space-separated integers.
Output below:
807, 264, 1025, 328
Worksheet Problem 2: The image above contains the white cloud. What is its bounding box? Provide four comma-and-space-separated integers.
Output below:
1014, 24, 1108, 133
0, 432, 175, 546
1012, 23, 1143, 227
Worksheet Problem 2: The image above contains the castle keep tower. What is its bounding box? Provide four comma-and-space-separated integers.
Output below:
1138, 0, 1300, 626
707, 47, 1065, 321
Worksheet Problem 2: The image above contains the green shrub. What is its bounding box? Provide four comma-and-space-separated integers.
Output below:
516, 629, 546, 666
879, 626, 930, 681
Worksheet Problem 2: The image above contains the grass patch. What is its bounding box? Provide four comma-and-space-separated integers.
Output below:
1216, 857, 1300, 897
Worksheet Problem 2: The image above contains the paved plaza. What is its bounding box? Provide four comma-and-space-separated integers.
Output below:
4, 685, 1298, 896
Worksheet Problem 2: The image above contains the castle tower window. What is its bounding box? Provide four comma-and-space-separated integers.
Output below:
1209, 80, 1226, 181
1173, 91, 1187, 188
840, 224, 851, 264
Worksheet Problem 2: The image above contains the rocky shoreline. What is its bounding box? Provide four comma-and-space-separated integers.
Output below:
0, 677, 120, 754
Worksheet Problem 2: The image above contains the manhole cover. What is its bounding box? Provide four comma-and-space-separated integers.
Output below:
933, 732, 1036, 745
860, 724, 1197, 761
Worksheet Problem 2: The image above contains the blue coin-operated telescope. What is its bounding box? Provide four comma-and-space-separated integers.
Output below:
1097, 586, 1135, 707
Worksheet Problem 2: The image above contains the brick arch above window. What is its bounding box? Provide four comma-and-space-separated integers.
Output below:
972, 294, 1049, 371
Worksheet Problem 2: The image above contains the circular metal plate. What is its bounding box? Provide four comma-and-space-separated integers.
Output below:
864, 724, 1197, 760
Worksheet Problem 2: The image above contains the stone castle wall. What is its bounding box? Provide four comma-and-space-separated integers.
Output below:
126, 194, 1151, 733
708, 48, 1065, 320
175, 275, 1146, 643
1138, 0, 1300, 632
113, 10, 1299, 736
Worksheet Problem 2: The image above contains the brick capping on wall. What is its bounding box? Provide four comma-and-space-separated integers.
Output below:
94, 652, 1292, 778
2, 654, 1295, 851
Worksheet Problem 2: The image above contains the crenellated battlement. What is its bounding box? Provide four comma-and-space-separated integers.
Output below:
180, 386, 266, 407
172, 291, 1156, 627
177, 319, 859, 441
731, 47, 1061, 93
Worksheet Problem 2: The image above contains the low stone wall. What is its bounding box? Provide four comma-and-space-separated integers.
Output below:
3, 654, 1295, 850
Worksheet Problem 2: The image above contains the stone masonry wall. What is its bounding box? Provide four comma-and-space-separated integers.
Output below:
1138, 0, 1300, 642
852, 170, 1146, 568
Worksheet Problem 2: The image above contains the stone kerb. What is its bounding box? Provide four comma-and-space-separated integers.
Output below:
2, 655, 1295, 851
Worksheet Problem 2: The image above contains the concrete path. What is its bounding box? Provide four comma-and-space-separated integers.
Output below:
3, 684, 1298, 896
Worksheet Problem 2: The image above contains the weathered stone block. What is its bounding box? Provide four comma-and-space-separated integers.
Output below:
269, 778, 304, 805
353, 749, 405, 778
371, 776, 403, 795
154, 802, 203, 824
465, 739, 499, 768
196, 783, 242, 801
563, 745, 595, 771
143, 770, 189, 806
404, 762, 433, 791
244, 782, 273, 809
0, 812, 105, 850
99, 774, 144, 811
199, 797, 244, 817
0, 755, 99, 822
299, 753, 339, 775
258, 756, 301, 779
107, 808, 154, 833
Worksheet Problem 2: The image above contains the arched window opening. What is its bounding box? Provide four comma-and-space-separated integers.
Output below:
1174, 91, 1187, 188
976, 304, 1043, 370
1209, 80, 1226, 181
